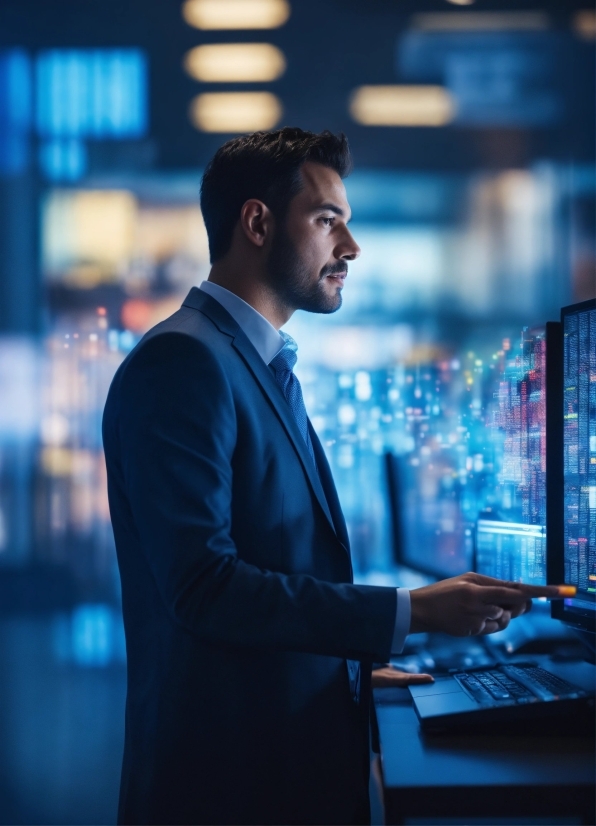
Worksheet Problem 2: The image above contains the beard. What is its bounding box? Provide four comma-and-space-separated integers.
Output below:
265, 222, 345, 315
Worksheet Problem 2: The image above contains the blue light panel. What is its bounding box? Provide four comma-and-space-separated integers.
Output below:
36, 49, 148, 139
38, 138, 87, 182
397, 32, 566, 127
0, 49, 32, 175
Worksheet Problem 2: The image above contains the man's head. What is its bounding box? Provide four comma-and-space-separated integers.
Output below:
200, 127, 360, 322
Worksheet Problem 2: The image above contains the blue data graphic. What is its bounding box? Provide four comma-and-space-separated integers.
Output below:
298, 325, 551, 580
492, 327, 547, 526
474, 327, 547, 584
476, 520, 546, 585
563, 306, 596, 596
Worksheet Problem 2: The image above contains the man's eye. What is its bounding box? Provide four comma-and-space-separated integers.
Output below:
320, 216, 334, 226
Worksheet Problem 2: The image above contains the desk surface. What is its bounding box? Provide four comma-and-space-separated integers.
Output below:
377, 691, 595, 789
376, 667, 596, 825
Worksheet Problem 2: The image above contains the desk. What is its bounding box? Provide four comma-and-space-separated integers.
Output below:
376, 686, 595, 825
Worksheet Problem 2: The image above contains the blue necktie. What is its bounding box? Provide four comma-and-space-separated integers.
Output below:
269, 333, 316, 464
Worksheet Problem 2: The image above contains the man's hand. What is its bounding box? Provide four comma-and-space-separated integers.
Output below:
409, 572, 562, 637
371, 666, 434, 688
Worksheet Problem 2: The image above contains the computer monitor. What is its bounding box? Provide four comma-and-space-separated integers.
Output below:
385, 451, 474, 579
548, 299, 596, 637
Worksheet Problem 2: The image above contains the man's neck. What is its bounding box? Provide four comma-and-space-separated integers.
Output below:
207, 266, 292, 331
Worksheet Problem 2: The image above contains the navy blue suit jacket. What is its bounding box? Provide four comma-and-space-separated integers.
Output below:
102, 287, 397, 825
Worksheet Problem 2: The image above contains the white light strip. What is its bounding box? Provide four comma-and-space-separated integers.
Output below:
189, 92, 282, 133
182, 0, 290, 31
350, 85, 456, 127
183, 44, 286, 83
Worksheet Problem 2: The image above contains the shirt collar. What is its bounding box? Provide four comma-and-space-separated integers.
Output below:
199, 281, 284, 365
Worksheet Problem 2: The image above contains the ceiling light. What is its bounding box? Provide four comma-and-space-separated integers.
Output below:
184, 44, 286, 82
182, 0, 290, 30
446, 0, 476, 5
189, 92, 282, 132
350, 86, 456, 127
573, 10, 596, 40
411, 12, 549, 31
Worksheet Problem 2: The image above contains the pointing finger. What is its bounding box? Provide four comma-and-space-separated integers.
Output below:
477, 584, 562, 605
466, 574, 573, 600
507, 583, 572, 598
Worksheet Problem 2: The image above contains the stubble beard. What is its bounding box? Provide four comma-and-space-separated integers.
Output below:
266, 223, 344, 315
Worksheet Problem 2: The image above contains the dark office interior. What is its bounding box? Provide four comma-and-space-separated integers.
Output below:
0, 1, 594, 824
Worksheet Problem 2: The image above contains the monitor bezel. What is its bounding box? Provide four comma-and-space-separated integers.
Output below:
549, 299, 596, 634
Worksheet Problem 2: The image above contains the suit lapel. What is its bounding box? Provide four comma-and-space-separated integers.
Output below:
231, 333, 337, 534
182, 288, 337, 537
308, 425, 351, 555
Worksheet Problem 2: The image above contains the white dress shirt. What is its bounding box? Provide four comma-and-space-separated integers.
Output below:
199, 280, 410, 655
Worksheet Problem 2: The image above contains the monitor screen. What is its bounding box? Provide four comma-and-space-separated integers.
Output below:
476, 519, 546, 585
385, 451, 474, 579
554, 300, 596, 633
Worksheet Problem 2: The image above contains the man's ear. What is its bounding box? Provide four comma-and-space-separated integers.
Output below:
239, 199, 273, 249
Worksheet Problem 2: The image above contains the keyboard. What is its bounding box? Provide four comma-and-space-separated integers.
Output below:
409, 660, 595, 731
456, 664, 586, 706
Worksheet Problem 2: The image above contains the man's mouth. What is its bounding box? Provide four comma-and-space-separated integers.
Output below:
325, 271, 347, 284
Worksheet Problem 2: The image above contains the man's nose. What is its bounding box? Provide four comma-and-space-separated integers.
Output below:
337, 228, 361, 262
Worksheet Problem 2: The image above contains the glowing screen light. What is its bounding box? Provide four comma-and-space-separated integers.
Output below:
184, 43, 286, 82
182, 0, 290, 30
573, 10, 596, 40
43, 189, 137, 280
410, 12, 550, 32
350, 85, 456, 127
36, 49, 148, 139
189, 92, 282, 132
397, 30, 566, 127
0, 49, 32, 175
71, 604, 114, 667
38, 138, 87, 182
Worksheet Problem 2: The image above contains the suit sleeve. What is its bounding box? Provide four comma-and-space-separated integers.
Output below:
110, 331, 397, 662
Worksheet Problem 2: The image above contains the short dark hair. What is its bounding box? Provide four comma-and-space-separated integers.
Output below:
200, 127, 352, 263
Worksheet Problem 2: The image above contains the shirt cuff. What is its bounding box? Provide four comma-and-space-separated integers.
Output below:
391, 588, 411, 655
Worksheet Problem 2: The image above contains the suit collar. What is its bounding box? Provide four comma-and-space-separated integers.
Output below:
181, 287, 338, 538
199, 281, 283, 365
182, 286, 239, 337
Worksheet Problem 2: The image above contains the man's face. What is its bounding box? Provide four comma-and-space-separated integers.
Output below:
265, 161, 360, 315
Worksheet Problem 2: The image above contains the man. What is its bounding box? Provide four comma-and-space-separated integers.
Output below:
102, 128, 559, 825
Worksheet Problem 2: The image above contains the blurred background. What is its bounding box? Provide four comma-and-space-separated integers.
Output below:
0, 0, 594, 822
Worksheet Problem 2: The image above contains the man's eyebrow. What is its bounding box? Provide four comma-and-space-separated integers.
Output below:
314, 202, 352, 222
